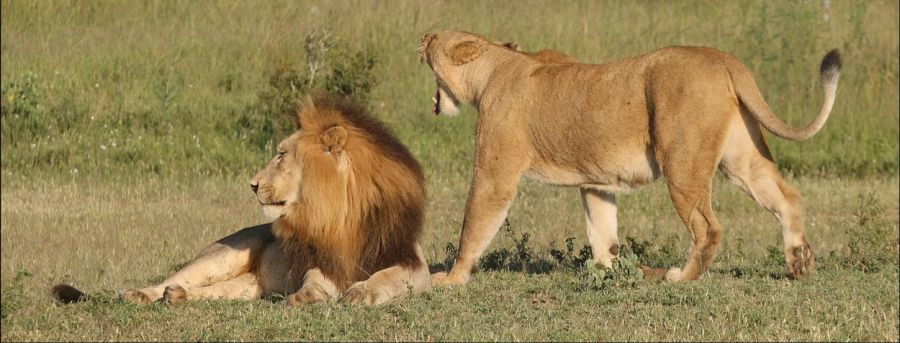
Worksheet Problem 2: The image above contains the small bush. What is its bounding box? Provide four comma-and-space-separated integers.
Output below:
842, 192, 900, 272
625, 235, 683, 268
1, 268, 33, 320
577, 245, 644, 291
479, 219, 540, 272
231, 27, 379, 153
1, 70, 41, 118
550, 237, 593, 272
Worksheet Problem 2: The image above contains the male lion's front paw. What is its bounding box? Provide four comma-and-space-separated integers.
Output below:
431, 272, 469, 287
286, 284, 330, 307
787, 244, 815, 280
163, 285, 187, 306
340, 281, 389, 306
118, 289, 153, 305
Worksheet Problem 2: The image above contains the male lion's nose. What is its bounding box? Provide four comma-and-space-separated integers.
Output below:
250, 180, 259, 194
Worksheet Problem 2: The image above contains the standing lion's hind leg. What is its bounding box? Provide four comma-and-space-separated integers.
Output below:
664, 181, 724, 281
719, 114, 813, 279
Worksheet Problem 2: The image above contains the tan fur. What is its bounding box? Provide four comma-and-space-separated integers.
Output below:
498, 41, 579, 64
53, 95, 431, 306
419, 31, 841, 285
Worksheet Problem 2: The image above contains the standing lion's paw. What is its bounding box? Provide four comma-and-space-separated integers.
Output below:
664, 267, 684, 282
163, 285, 187, 306
431, 272, 469, 287
340, 281, 388, 306
286, 284, 329, 307
118, 289, 153, 305
787, 244, 815, 280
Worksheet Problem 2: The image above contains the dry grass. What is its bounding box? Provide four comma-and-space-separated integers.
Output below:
1, 176, 898, 341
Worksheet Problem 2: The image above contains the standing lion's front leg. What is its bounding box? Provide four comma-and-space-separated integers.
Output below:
340, 244, 432, 306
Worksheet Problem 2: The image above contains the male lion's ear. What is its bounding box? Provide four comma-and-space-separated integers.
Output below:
319, 126, 348, 154
445, 40, 483, 66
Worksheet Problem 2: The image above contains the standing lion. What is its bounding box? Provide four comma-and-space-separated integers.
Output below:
419, 31, 841, 285
53, 94, 431, 306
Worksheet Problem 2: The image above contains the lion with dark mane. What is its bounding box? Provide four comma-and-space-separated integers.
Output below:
53, 94, 431, 306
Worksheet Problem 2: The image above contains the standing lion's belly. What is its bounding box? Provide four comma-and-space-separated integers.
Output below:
525, 145, 660, 192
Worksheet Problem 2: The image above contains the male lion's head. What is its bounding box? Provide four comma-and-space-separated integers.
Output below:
250, 93, 426, 288
250, 96, 354, 222
419, 31, 495, 116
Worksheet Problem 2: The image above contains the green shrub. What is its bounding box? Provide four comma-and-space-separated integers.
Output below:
577, 245, 644, 291
1, 268, 32, 320
842, 192, 900, 272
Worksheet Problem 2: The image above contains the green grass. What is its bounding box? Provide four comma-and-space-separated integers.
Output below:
2, 0, 899, 341
1, 0, 898, 180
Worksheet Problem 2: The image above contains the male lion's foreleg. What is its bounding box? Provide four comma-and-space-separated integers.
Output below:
342, 244, 431, 305
580, 188, 620, 268
120, 224, 275, 304
286, 268, 340, 306
433, 170, 521, 286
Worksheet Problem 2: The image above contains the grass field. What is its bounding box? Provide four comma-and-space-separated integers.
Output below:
2, 0, 898, 341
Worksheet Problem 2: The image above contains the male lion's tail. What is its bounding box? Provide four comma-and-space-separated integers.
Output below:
51, 284, 90, 304
730, 49, 842, 141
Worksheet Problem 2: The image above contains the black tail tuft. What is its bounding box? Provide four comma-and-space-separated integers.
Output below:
820, 49, 842, 79
51, 284, 89, 304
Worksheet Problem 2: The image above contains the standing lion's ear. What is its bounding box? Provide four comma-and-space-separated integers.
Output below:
445, 40, 483, 65
501, 42, 520, 51
319, 126, 347, 154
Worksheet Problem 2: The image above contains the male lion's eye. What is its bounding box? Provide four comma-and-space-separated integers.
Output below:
276, 151, 286, 160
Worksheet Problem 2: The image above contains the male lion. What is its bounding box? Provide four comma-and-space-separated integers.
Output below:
53, 94, 431, 306
419, 31, 841, 285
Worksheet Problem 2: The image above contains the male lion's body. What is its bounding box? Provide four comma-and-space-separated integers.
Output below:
53, 95, 431, 306
420, 31, 841, 285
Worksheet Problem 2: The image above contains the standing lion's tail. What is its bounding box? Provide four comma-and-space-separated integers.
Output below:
730, 49, 842, 141
51, 284, 90, 304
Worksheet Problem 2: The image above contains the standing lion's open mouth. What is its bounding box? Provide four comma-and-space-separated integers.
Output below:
431, 84, 461, 116
432, 89, 441, 115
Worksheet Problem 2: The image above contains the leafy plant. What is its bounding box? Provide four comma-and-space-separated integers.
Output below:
233, 27, 379, 152
1, 268, 33, 320
577, 245, 644, 291
550, 237, 593, 271
479, 219, 538, 272
842, 192, 900, 272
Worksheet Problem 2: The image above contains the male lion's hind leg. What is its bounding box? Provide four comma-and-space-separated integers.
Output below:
341, 245, 431, 306
162, 273, 263, 305
286, 268, 340, 306
119, 224, 275, 305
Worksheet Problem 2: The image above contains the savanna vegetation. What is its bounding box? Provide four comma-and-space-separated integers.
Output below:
2, 0, 897, 341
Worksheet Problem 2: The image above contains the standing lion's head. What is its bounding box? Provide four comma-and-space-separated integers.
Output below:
419, 31, 495, 116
